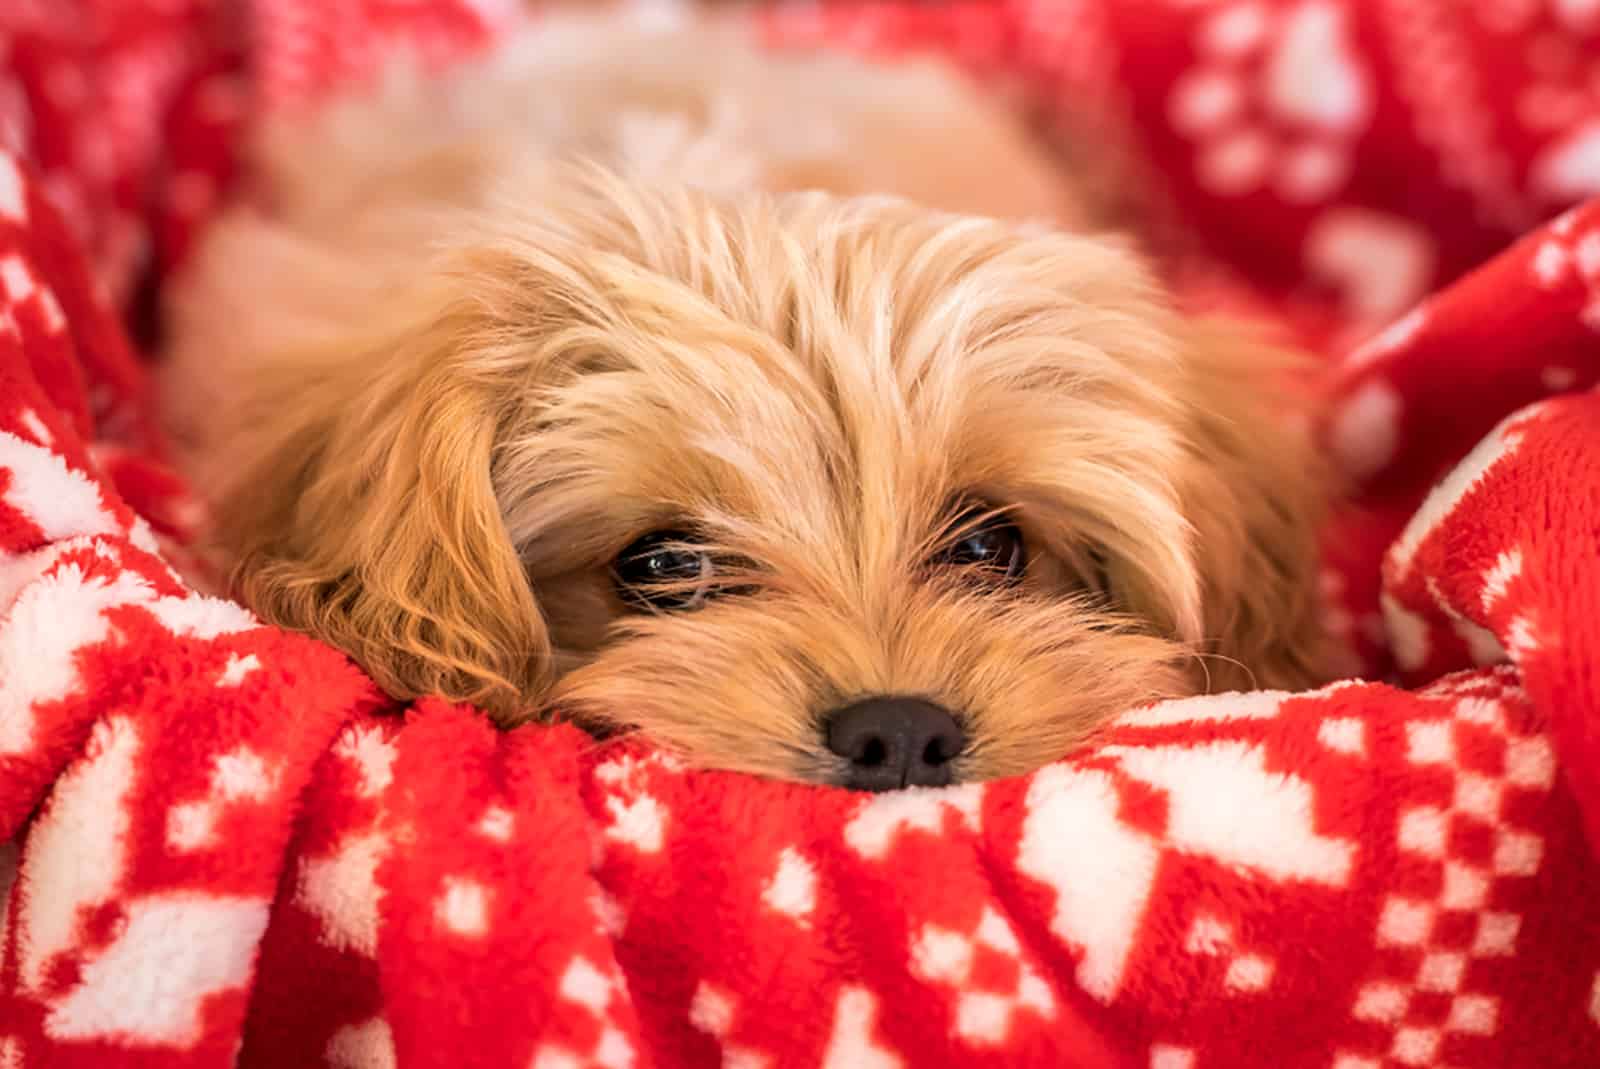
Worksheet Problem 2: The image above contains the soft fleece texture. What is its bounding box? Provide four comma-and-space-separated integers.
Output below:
2, 2, 1600, 1067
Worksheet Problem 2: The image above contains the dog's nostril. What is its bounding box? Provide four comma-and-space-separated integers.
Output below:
826, 697, 966, 792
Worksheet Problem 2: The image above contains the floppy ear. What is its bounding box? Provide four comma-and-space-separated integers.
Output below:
1174, 318, 1332, 691
213, 294, 552, 723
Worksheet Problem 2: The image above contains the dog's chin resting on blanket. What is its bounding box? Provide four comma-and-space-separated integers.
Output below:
160, 13, 1328, 789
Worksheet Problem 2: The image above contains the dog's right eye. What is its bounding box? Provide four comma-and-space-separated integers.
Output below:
932, 506, 1026, 584
613, 530, 715, 611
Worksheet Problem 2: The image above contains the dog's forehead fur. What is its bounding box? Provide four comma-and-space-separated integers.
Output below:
463, 176, 1195, 604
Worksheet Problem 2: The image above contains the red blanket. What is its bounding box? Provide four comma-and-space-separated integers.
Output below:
2, 2, 1599, 1067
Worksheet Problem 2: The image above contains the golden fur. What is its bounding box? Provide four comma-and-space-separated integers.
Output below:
162, 13, 1328, 784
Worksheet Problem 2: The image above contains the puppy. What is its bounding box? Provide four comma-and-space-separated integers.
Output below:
162, 14, 1328, 790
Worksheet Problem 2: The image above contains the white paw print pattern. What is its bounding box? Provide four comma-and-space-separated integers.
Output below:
593, 752, 681, 858
1499, 3, 1600, 206
688, 982, 774, 1069
1304, 208, 1437, 327
164, 746, 281, 853
530, 955, 637, 1069
333, 723, 398, 800
1340, 691, 1556, 1066
1168, 0, 1374, 201
842, 783, 984, 861
908, 907, 1057, 1047
1183, 914, 1277, 995
1529, 209, 1600, 329
292, 725, 396, 957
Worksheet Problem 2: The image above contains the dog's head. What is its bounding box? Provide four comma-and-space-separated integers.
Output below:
219, 169, 1326, 788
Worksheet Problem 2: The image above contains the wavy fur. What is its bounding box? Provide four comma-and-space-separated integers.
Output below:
163, 13, 1328, 782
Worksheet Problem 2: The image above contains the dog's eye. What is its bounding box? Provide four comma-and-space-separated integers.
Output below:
933, 507, 1026, 583
613, 530, 715, 610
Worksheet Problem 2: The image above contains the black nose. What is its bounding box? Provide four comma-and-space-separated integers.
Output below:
826, 697, 966, 791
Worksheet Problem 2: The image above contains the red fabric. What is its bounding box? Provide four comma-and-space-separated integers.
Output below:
1, 2, 1598, 1067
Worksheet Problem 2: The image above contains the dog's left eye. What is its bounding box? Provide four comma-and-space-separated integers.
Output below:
613, 530, 716, 610
933, 508, 1026, 582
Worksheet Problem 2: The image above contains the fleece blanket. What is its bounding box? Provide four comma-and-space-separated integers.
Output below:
2, 1, 1599, 1067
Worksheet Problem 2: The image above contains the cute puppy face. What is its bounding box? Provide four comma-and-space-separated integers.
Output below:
219, 172, 1325, 788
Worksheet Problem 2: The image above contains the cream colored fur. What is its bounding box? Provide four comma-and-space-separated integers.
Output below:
162, 12, 1327, 784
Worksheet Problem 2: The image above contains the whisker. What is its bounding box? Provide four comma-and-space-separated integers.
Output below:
1182, 649, 1257, 692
